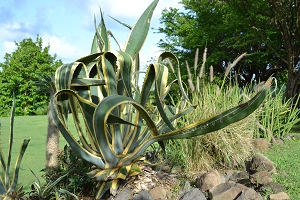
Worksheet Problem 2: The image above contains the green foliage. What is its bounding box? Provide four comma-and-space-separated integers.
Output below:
157, 0, 294, 86
50, 0, 271, 198
0, 95, 30, 199
47, 145, 95, 197
29, 170, 78, 200
255, 86, 300, 140
0, 36, 62, 116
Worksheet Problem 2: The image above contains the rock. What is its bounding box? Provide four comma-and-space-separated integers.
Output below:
196, 170, 221, 192
209, 182, 242, 200
260, 182, 285, 194
292, 134, 300, 140
114, 188, 132, 200
230, 171, 249, 182
180, 188, 206, 200
132, 191, 154, 200
271, 138, 284, 144
250, 154, 275, 173
219, 174, 226, 183
269, 191, 290, 200
234, 183, 248, 191
222, 171, 232, 183
253, 138, 269, 151
236, 187, 263, 200
250, 171, 272, 185
284, 134, 293, 141
149, 186, 167, 200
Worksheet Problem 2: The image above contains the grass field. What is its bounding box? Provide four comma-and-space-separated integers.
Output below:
0, 115, 70, 193
1, 115, 300, 199
264, 138, 300, 199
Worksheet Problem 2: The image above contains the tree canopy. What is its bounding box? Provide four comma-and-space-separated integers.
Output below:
158, 0, 300, 98
0, 36, 63, 116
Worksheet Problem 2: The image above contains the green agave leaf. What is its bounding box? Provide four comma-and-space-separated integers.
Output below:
157, 51, 189, 101
124, 0, 159, 59
57, 189, 78, 200
156, 105, 196, 134
88, 168, 118, 182
71, 78, 105, 87
152, 63, 176, 131
95, 181, 111, 200
115, 50, 134, 98
0, 144, 6, 174
0, 171, 5, 195
109, 15, 132, 30
30, 169, 42, 193
6, 94, 16, 189
102, 52, 118, 96
75, 52, 102, 65
42, 173, 69, 196
8, 139, 30, 193
55, 62, 89, 122
91, 10, 110, 54
140, 63, 155, 107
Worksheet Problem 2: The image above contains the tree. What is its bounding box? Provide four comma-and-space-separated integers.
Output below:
238, 0, 300, 100
0, 36, 63, 116
157, 0, 299, 98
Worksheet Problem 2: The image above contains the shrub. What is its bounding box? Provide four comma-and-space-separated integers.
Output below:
45, 145, 96, 198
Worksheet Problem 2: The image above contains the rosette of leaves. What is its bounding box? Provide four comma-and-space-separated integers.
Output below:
50, 0, 272, 198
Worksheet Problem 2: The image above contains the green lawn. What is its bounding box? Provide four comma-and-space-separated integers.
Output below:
264, 138, 300, 200
0, 115, 70, 193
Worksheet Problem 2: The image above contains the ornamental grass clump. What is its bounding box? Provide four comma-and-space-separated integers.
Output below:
254, 85, 300, 141
50, 0, 271, 198
166, 49, 257, 173
179, 85, 256, 172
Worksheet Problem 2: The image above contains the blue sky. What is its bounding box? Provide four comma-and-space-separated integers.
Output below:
0, 0, 182, 69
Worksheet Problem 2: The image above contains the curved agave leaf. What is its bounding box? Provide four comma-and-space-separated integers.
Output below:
157, 51, 189, 101
76, 52, 102, 64
8, 139, 30, 193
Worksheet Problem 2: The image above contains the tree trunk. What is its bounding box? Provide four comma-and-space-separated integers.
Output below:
285, 63, 300, 104
46, 99, 60, 174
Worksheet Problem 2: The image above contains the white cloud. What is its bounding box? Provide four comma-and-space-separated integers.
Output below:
0, 22, 27, 40
42, 34, 88, 63
88, 0, 181, 22
3, 41, 16, 54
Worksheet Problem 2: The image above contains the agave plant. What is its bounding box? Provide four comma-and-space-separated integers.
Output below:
0, 94, 30, 199
50, 0, 272, 198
